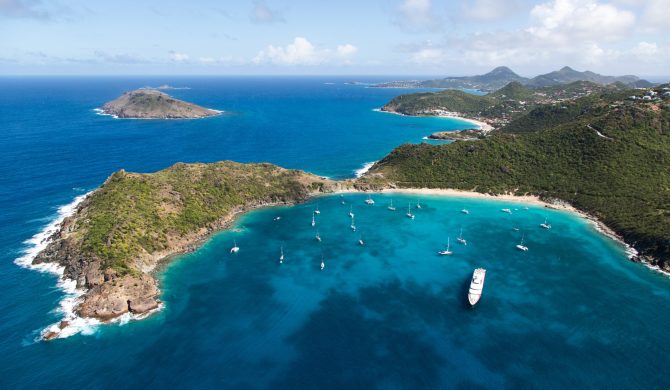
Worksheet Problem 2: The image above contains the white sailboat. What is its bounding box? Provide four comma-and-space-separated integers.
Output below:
320, 255, 325, 270
438, 237, 453, 256
540, 218, 552, 229
461, 209, 469, 214
315, 231, 322, 242
388, 199, 396, 211
406, 203, 415, 219
516, 234, 529, 251
230, 240, 240, 254
501, 208, 512, 214
457, 228, 467, 245
273, 216, 281, 221
350, 215, 356, 231
279, 245, 284, 264
314, 204, 320, 215
348, 205, 354, 218
468, 268, 486, 306
365, 194, 375, 205
311, 213, 316, 227
358, 234, 364, 246
416, 199, 422, 209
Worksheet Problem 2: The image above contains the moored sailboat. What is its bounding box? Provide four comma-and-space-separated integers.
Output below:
438, 237, 453, 256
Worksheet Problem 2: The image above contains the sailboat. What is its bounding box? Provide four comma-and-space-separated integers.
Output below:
438, 237, 453, 256
461, 209, 469, 214
365, 194, 375, 205
406, 203, 415, 219
348, 205, 354, 218
358, 234, 364, 246
320, 255, 325, 270
230, 240, 240, 254
314, 204, 321, 215
279, 245, 284, 264
388, 199, 396, 211
516, 234, 529, 251
311, 213, 316, 227
468, 268, 486, 306
315, 231, 322, 242
416, 199, 422, 209
350, 215, 356, 231
457, 228, 467, 245
501, 208, 512, 214
540, 218, 552, 229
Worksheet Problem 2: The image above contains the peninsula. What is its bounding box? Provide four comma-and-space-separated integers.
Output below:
100, 89, 220, 119
366, 83, 670, 272
34, 161, 350, 338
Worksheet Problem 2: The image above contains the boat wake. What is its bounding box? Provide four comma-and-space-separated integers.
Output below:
354, 161, 376, 178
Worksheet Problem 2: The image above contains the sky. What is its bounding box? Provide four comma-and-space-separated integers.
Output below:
0, 0, 668, 77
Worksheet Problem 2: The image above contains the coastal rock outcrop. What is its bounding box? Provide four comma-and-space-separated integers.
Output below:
101, 89, 220, 119
33, 161, 351, 337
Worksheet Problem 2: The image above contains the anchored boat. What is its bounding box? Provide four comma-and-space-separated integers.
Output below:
468, 268, 487, 306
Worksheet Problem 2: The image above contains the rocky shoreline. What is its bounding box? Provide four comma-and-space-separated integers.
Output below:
29, 162, 352, 340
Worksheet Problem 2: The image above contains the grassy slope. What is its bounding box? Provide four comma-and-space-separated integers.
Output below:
74, 161, 332, 274
368, 97, 670, 266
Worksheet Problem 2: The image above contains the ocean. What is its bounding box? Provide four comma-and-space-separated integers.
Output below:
0, 77, 668, 388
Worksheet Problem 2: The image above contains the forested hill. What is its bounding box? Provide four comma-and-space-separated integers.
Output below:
368, 91, 670, 270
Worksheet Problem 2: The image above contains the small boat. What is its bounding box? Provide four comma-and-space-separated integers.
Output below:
341, 200, 346, 205
315, 231, 322, 242
365, 194, 375, 205
388, 199, 396, 211
468, 268, 486, 306
311, 214, 316, 227
406, 204, 415, 219
501, 208, 512, 214
350, 216, 356, 232
540, 218, 552, 229
348, 205, 354, 218
320, 255, 325, 270
273, 216, 281, 221
438, 237, 453, 256
457, 228, 467, 245
524, 207, 529, 210
279, 245, 284, 264
230, 240, 240, 254
416, 200, 422, 209
512, 227, 520, 231
516, 234, 529, 251
461, 209, 469, 214
314, 204, 321, 215
358, 234, 364, 246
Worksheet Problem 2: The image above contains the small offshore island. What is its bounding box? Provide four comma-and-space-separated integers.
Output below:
100, 89, 220, 119
34, 77, 670, 340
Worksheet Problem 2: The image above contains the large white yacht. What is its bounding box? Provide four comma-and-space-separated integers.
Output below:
468, 268, 487, 306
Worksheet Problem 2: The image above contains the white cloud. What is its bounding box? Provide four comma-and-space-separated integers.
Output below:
632, 41, 659, 58
463, 0, 522, 21
253, 37, 357, 66
336, 44, 358, 57
641, 0, 670, 32
395, 0, 439, 31
169, 51, 189, 62
410, 47, 446, 64
250, 1, 285, 24
528, 0, 636, 43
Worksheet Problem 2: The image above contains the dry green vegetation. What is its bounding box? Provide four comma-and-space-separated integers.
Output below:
369, 91, 670, 267
75, 161, 333, 274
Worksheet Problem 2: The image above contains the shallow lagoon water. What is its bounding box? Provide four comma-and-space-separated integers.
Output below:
1, 78, 669, 388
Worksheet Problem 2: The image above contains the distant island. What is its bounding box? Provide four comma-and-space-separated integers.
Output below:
100, 89, 220, 119
373, 66, 654, 92
34, 161, 350, 339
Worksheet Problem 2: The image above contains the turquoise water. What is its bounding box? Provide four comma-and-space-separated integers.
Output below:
1, 77, 669, 388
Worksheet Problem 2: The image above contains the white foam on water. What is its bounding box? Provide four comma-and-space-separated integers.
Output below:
13, 192, 106, 341
354, 161, 376, 178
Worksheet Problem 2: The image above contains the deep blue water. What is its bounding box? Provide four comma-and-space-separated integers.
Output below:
0, 77, 668, 389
